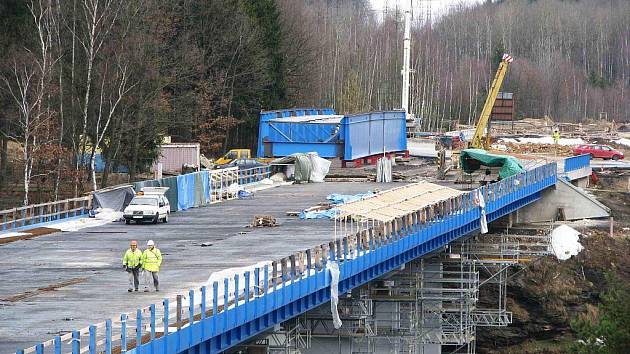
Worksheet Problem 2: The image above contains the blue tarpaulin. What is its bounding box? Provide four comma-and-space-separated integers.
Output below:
200, 171, 210, 205
299, 209, 339, 219
299, 192, 375, 219
327, 192, 374, 205
177, 173, 196, 210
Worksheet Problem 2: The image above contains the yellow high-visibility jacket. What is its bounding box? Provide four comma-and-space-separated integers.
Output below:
122, 248, 143, 268
142, 248, 162, 272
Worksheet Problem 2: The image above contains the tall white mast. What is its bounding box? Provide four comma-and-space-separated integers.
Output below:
401, 8, 412, 115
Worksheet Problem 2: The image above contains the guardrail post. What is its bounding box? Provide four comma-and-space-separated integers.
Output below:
89, 325, 96, 354
200, 286, 207, 339
35, 344, 43, 354
105, 320, 112, 354
234, 274, 240, 326
136, 309, 142, 350
176, 295, 183, 329
54, 336, 62, 354
163, 299, 169, 353
212, 282, 218, 332
121, 314, 127, 352
223, 278, 230, 331
72, 330, 80, 354
244, 271, 250, 308
150, 304, 156, 340
189, 289, 195, 346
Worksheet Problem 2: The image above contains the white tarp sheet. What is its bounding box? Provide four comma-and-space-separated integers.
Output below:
327, 262, 342, 329
475, 189, 488, 234
54, 208, 123, 232
614, 138, 630, 147
308, 152, 331, 183
550, 225, 584, 260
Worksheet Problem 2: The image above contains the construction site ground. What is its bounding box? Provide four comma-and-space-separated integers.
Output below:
0, 182, 397, 353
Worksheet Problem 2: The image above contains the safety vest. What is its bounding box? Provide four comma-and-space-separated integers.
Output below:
142, 248, 162, 272
122, 248, 143, 267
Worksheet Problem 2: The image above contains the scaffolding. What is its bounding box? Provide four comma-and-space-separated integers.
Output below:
236, 221, 553, 353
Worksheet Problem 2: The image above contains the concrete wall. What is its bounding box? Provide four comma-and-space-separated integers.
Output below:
515, 178, 609, 223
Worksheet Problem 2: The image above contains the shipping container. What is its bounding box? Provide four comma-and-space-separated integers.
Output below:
152, 143, 200, 174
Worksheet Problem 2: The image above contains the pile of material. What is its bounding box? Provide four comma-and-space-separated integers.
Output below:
498, 142, 574, 156
499, 136, 584, 146
252, 215, 277, 227
272, 152, 331, 183
460, 149, 525, 179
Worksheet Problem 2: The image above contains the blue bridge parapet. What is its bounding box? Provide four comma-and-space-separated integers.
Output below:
563, 154, 591, 174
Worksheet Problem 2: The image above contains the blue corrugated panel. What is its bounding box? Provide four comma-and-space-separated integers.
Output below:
342, 111, 407, 160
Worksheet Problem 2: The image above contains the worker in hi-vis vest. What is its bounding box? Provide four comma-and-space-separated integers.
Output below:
141, 240, 162, 292
122, 240, 143, 292
552, 129, 560, 144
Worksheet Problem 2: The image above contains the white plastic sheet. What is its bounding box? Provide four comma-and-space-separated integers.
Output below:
475, 190, 488, 234
551, 225, 584, 260
614, 138, 630, 147
308, 153, 331, 183
327, 262, 343, 329
55, 208, 123, 232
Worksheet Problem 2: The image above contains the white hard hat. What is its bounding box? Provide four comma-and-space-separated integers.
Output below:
147, 240, 155, 246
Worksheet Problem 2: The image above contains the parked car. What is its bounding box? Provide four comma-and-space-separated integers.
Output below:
123, 187, 170, 224
215, 158, 266, 170
573, 144, 624, 160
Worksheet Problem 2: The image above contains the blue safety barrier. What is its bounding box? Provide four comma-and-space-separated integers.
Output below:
1, 196, 92, 232
18, 162, 557, 354
564, 154, 591, 173
176, 173, 196, 210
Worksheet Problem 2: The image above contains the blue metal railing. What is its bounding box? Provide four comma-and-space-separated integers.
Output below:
564, 154, 591, 173
17, 163, 557, 354
0, 196, 92, 232
237, 166, 272, 186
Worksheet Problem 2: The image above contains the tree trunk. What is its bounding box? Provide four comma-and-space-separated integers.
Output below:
0, 136, 7, 190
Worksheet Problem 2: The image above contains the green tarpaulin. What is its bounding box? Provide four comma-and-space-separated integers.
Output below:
460, 149, 525, 179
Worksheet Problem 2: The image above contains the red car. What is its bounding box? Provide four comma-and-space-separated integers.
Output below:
573, 144, 624, 160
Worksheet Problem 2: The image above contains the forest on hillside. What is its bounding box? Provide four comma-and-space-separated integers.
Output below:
0, 0, 628, 205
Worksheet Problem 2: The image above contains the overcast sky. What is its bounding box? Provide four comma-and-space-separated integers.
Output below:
370, 0, 483, 18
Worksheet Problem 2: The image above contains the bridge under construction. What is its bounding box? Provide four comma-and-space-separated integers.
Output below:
0, 151, 610, 354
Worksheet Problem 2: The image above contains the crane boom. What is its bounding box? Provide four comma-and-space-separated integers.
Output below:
468, 54, 513, 149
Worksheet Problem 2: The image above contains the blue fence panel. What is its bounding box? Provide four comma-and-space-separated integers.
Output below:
201, 170, 210, 205
176, 173, 196, 210
564, 154, 591, 173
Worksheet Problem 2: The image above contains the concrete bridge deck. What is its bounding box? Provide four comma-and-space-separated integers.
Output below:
0, 182, 391, 353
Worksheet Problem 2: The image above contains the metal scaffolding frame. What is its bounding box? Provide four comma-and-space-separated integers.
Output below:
238, 229, 553, 354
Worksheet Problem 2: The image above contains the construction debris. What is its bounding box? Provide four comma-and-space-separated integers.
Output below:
252, 215, 277, 227
497, 142, 574, 156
